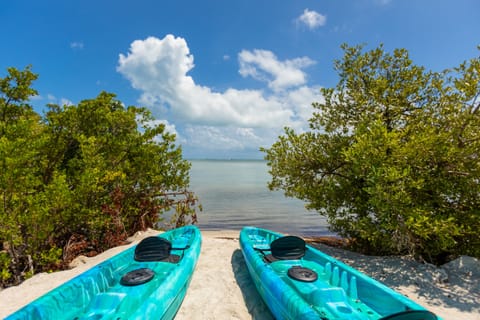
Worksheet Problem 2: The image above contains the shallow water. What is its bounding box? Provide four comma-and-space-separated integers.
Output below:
186, 160, 330, 236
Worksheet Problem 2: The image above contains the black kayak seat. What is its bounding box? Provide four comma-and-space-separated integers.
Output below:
134, 236, 180, 263
264, 236, 306, 262
380, 310, 438, 320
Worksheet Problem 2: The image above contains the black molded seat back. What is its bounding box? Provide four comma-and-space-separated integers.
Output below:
271, 236, 306, 260
134, 236, 172, 262
380, 310, 437, 320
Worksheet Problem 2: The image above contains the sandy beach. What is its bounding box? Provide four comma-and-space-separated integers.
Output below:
0, 229, 478, 320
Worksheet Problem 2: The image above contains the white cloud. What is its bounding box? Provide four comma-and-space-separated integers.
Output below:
60, 98, 74, 106
70, 41, 84, 50
145, 119, 179, 137
184, 126, 253, 151
117, 35, 323, 158
179, 85, 322, 156
238, 49, 315, 92
117, 36, 303, 128
297, 9, 327, 30
285, 86, 323, 127
46, 94, 73, 106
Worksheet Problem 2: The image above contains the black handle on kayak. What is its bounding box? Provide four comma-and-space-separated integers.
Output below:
171, 245, 191, 251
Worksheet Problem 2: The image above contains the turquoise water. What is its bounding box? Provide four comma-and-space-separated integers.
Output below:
188, 160, 331, 236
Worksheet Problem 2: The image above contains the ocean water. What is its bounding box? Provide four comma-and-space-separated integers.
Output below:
187, 160, 331, 236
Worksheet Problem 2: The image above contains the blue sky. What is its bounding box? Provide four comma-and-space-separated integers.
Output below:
1, 0, 479, 159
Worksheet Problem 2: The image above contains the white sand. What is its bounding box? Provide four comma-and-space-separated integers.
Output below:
1, 229, 479, 320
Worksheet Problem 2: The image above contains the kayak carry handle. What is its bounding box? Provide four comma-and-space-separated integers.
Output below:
172, 245, 191, 251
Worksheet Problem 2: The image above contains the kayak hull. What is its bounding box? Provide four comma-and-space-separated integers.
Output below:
6, 225, 202, 320
240, 226, 440, 320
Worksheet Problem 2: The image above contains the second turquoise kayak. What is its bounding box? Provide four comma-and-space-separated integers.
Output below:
240, 226, 440, 320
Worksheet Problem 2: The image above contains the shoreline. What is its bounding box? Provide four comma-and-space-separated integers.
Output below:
1, 229, 479, 320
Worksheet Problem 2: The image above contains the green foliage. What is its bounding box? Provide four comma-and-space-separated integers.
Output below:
263, 44, 480, 264
0, 252, 11, 281
0, 67, 199, 287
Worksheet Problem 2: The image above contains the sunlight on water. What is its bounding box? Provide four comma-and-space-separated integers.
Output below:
187, 160, 331, 236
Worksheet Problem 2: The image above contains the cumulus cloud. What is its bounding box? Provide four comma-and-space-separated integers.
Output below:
117, 35, 323, 158
238, 49, 315, 92
117, 35, 315, 128
297, 9, 327, 29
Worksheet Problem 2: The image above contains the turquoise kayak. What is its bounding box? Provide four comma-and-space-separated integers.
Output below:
6, 225, 201, 320
240, 226, 441, 320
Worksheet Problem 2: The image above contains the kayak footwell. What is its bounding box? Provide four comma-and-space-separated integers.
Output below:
270, 260, 379, 319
